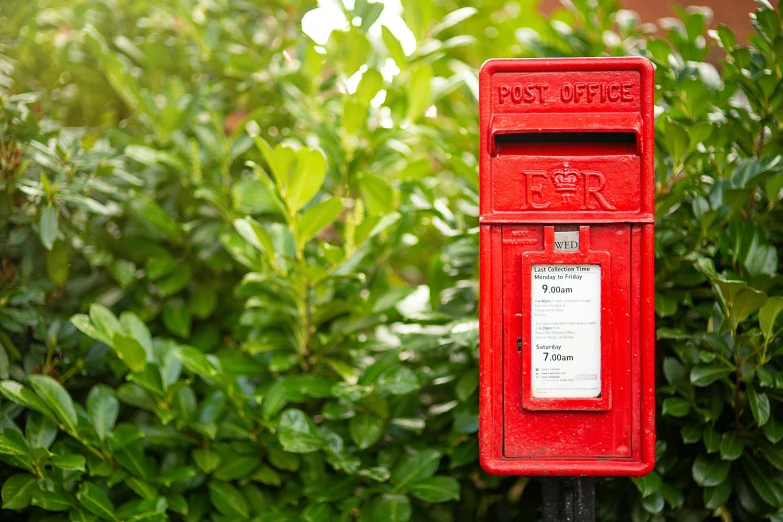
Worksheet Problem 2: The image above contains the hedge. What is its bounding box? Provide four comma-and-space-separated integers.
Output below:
1, 0, 783, 520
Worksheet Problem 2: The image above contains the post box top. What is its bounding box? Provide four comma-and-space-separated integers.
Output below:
478, 57, 655, 224
479, 56, 654, 81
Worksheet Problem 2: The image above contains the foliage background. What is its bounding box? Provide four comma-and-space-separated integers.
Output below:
1, 0, 783, 520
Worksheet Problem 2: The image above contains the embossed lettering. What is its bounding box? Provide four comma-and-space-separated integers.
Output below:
498, 84, 510, 103
523, 171, 550, 209
581, 170, 616, 210
561, 82, 573, 102
607, 82, 621, 102
512, 83, 523, 103
497, 83, 548, 104
621, 82, 633, 101
559, 81, 634, 104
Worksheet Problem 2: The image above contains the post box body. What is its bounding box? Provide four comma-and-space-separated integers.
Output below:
478, 58, 655, 477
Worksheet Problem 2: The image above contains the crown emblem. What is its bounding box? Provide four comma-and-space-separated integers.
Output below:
551, 162, 579, 193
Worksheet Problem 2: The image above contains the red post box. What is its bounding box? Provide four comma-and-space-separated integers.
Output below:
478, 57, 655, 477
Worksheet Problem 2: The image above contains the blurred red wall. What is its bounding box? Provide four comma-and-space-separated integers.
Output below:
540, 0, 759, 42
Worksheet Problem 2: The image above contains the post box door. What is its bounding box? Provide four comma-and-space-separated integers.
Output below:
501, 224, 636, 459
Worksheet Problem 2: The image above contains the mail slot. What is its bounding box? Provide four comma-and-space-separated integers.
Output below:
478, 58, 655, 477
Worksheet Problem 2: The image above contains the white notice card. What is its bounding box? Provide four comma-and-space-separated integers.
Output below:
531, 264, 601, 399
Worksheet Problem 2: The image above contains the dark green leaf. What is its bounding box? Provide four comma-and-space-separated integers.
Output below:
278, 409, 323, 453
720, 431, 743, 460
704, 480, 732, 509
76, 482, 116, 521
28, 375, 78, 433
207, 481, 250, 518
744, 454, 783, 508
39, 205, 58, 250
0, 381, 54, 419
408, 476, 460, 502
748, 385, 771, 427
764, 415, 783, 444
297, 197, 342, 245
376, 493, 412, 522
349, 412, 383, 450
87, 385, 119, 442
391, 449, 441, 491
662, 397, 691, 418
692, 453, 731, 487
690, 363, 732, 386
2, 474, 38, 509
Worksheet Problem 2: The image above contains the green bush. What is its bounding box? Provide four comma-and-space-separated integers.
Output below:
1, 0, 783, 520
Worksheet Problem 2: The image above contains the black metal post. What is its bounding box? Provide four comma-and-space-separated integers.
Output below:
540, 478, 596, 522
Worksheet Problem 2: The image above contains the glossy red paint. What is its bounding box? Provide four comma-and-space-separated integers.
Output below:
478, 58, 655, 477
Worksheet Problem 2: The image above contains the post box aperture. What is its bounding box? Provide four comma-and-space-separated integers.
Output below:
478, 58, 655, 477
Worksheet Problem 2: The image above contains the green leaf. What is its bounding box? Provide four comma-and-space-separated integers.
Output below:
703, 426, 721, 453
376, 493, 412, 522
760, 296, 783, 341
192, 448, 221, 474
26, 413, 58, 449
356, 69, 384, 106
407, 64, 432, 122
360, 174, 397, 215
664, 119, 690, 166
107, 427, 148, 479
77, 483, 116, 521
39, 204, 58, 250
0, 428, 30, 461
70, 509, 98, 521
261, 379, 288, 419
87, 385, 119, 442
70, 314, 112, 346
118, 312, 153, 360
234, 217, 277, 263
690, 363, 732, 386
250, 464, 281, 486
408, 476, 460, 502
89, 304, 120, 343
0, 381, 54, 418
692, 453, 731, 487
430, 7, 477, 35
162, 300, 191, 338
177, 347, 218, 378
267, 448, 300, 472
278, 409, 323, 453
712, 279, 767, 329
52, 453, 86, 471
662, 397, 691, 418
662, 357, 686, 385
381, 26, 406, 68
764, 415, 783, 444
391, 449, 441, 491
112, 334, 147, 372
2, 474, 38, 509
32, 485, 72, 511
297, 197, 342, 245
748, 385, 771, 427
213, 454, 260, 480
762, 441, 783, 471
378, 366, 419, 395
207, 481, 250, 518
744, 454, 783, 508
704, 480, 732, 510
681, 424, 702, 444
47, 240, 70, 285
28, 374, 78, 433
720, 431, 743, 460
287, 148, 327, 212
632, 471, 662, 498
349, 412, 384, 450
